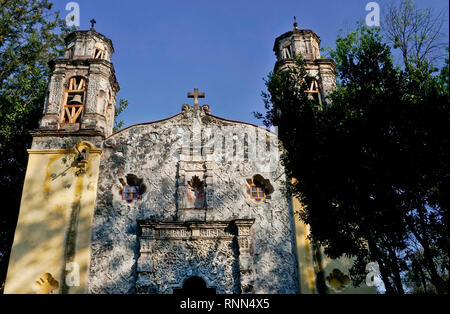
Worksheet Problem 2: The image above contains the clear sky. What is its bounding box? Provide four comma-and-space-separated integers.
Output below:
53, 0, 449, 128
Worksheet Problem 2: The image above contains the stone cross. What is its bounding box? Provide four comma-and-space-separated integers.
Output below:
90, 19, 96, 30
187, 88, 205, 109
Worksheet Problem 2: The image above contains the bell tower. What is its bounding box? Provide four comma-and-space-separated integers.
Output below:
4, 24, 119, 294
39, 24, 119, 137
273, 17, 336, 104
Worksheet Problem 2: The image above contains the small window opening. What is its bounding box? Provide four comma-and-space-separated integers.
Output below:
62, 76, 86, 124
245, 174, 274, 203
305, 77, 322, 105
246, 184, 266, 203
67, 46, 74, 59
119, 174, 146, 203
281, 42, 292, 59
94, 42, 106, 59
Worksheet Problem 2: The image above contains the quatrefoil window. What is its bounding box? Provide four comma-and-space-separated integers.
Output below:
118, 174, 146, 203
120, 185, 140, 203
245, 174, 273, 203
246, 184, 266, 203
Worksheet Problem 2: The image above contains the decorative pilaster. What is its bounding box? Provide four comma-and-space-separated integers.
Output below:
235, 219, 255, 293
40, 73, 65, 129
205, 161, 214, 208
135, 220, 240, 294
137, 224, 155, 273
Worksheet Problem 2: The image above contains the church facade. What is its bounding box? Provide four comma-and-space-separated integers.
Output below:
4, 22, 375, 294
88, 101, 298, 294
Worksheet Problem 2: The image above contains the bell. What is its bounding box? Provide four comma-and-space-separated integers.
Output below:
69, 94, 83, 104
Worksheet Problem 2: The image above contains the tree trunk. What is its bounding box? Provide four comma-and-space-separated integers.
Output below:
377, 256, 396, 294
387, 246, 405, 294
367, 237, 396, 294
413, 208, 446, 294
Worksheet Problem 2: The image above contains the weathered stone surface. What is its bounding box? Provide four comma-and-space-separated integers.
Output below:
30, 134, 104, 150
39, 28, 119, 137
88, 106, 299, 294
273, 25, 337, 105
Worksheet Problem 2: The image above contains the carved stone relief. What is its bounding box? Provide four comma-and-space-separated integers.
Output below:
47, 74, 65, 114
136, 219, 254, 294
176, 160, 214, 221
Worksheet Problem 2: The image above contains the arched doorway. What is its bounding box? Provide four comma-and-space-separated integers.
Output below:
173, 276, 216, 295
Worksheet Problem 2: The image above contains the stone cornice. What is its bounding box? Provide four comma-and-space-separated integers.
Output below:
315, 58, 337, 67
27, 148, 102, 155
274, 57, 337, 73
49, 58, 113, 69
30, 128, 105, 138
48, 58, 120, 93
273, 29, 321, 52
65, 30, 114, 53
137, 219, 255, 239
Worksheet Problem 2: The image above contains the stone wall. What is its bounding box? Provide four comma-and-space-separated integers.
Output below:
88, 106, 299, 294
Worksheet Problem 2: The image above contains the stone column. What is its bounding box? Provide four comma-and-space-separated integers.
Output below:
317, 59, 337, 104
176, 166, 186, 210
85, 74, 99, 114
235, 219, 255, 293
137, 224, 154, 273
46, 72, 65, 114
39, 71, 66, 129
205, 161, 214, 209
136, 223, 155, 293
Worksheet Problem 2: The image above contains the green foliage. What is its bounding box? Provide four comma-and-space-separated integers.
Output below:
383, 0, 448, 68
257, 23, 448, 294
438, 48, 449, 92
0, 0, 72, 291
113, 98, 129, 132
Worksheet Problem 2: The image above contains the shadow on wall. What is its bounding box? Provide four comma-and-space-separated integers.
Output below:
4, 147, 95, 294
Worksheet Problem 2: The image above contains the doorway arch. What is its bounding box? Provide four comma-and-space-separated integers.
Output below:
173, 276, 216, 295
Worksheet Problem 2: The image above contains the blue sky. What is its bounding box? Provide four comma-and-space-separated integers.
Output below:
53, 0, 449, 128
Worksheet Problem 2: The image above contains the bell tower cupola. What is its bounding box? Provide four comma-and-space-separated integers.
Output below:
39, 23, 119, 137
273, 17, 336, 104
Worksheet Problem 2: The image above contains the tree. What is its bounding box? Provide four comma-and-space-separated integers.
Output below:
114, 98, 129, 132
383, 0, 448, 68
400, 49, 449, 294
382, 1, 449, 292
257, 23, 448, 294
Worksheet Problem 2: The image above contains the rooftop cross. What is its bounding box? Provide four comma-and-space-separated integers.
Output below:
187, 88, 205, 109
90, 19, 96, 30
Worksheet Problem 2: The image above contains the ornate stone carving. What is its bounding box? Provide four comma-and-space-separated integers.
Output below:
33, 273, 59, 294
136, 219, 254, 294
176, 161, 214, 220
201, 105, 210, 114
85, 77, 98, 113
47, 75, 64, 114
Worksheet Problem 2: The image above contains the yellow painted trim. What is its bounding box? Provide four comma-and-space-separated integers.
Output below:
27, 149, 102, 155
5, 148, 102, 293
